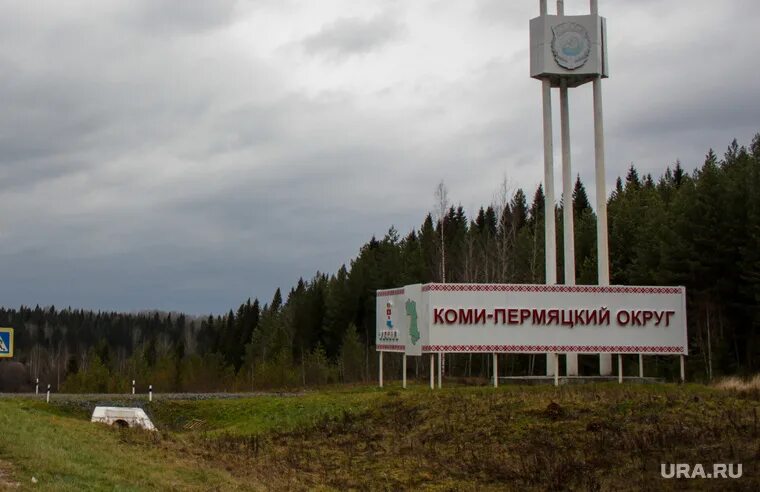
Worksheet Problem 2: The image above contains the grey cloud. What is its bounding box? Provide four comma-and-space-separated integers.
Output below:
0, 0, 757, 315
302, 15, 406, 59
124, 0, 240, 34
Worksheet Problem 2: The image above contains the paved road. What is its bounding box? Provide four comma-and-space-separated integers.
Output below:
0, 391, 304, 401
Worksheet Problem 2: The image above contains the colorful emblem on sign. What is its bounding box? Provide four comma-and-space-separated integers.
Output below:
0, 328, 13, 358
405, 299, 420, 345
551, 22, 591, 70
386, 302, 394, 329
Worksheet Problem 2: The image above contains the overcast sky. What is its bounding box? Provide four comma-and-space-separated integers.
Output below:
1, 0, 758, 315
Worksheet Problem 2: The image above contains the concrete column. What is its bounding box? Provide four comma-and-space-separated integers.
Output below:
554, 354, 559, 386
680, 355, 685, 383
493, 353, 499, 388
546, 352, 556, 377
437, 352, 443, 388
559, 78, 578, 377
638, 354, 644, 378
402, 355, 407, 389
379, 351, 384, 388
617, 355, 623, 384
541, 60, 557, 376
593, 63, 613, 376
430, 354, 434, 389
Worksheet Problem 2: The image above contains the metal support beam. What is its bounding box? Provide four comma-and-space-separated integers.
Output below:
638, 354, 644, 378
680, 355, 685, 383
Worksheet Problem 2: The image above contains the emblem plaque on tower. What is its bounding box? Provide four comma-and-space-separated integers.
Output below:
530, 13, 608, 87
551, 22, 591, 70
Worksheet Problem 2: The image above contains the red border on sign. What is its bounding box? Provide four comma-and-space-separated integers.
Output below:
377, 344, 405, 351
377, 289, 405, 297
421, 344, 684, 354
421, 284, 683, 294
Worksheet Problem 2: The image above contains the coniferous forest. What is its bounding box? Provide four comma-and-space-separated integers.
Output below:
2, 134, 759, 392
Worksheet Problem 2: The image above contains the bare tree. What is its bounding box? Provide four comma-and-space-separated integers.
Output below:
492, 175, 514, 282
435, 180, 449, 283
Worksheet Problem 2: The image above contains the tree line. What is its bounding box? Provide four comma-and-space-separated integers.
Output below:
2, 134, 758, 391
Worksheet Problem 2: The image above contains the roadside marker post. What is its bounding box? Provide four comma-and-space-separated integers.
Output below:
46, 384, 50, 403
35, 378, 39, 395
132, 380, 135, 395
149, 384, 153, 402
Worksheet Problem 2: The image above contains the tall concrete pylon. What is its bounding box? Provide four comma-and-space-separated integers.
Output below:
531, 0, 610, 378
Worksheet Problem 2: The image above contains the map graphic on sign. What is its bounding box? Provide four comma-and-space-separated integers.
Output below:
0, 328, 13, 358
405, 299, 420, 345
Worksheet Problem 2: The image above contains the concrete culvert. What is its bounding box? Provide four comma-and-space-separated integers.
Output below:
91, 407, 157, 431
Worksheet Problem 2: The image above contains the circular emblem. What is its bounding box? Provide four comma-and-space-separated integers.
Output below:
551, 22, 591, 70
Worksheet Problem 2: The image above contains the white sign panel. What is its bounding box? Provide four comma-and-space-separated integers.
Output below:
378, 284, 687, 356
376, 284, 424, 356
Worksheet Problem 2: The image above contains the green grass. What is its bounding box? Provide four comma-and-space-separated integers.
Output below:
148, 387, 383, 436
0, 399, 244, 491
0, 383, 758, 490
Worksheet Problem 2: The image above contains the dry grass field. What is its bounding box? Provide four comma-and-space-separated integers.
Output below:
0, 382, 758, 490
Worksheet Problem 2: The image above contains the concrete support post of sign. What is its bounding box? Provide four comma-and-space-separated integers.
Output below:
402, 355, 407, 389
618, 355, 623, 384
638, 354, 644, 378
46, 384, 50, 403
430, 354, 434, 389
379, 352, 384, 388
541, 74, 557, 378
559, 77, 579, 378
554, 354, 559, 387
149, 384, 153, 402
493, 353, 498, 388
591, 8, 613, 374
680, 355, 685, 383
438, 352, 443, 389
35, 378, 39, 395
